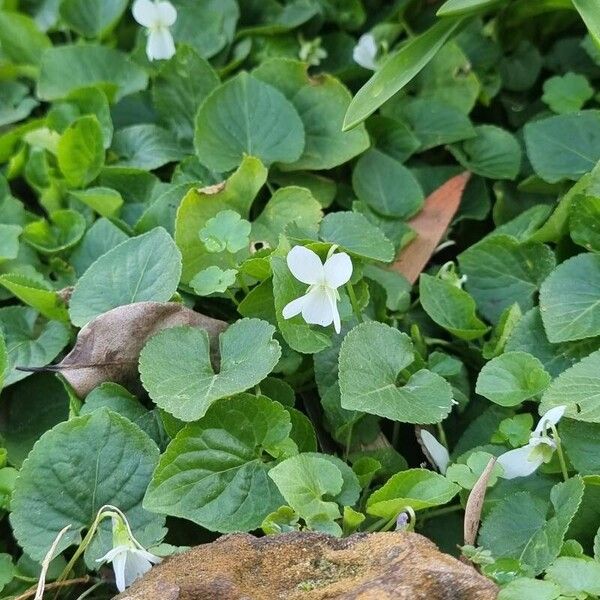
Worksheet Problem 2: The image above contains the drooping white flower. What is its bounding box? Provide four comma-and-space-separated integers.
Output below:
97, 513, 161, 592
353, 33, 378, 70
132, 0, 177, 61
497, 405, 566, 479
419, 429, 450, 474
282, 246, 352, 334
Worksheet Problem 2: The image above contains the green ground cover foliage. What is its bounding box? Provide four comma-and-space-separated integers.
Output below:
0, 0, 600, 597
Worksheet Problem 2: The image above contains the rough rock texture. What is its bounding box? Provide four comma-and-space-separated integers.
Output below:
116, 531, 498, 600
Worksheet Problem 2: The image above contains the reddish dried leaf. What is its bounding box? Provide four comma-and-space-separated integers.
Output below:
392, 172, 471, 284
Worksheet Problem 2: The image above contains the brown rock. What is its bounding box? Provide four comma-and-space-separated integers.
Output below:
116, 531, 497, 600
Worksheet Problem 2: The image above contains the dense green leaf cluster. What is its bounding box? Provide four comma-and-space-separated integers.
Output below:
0, 0, 600, 597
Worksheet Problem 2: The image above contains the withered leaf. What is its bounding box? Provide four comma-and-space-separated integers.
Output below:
33, 302, 227, 397
464, 456, 497, 548
392, 172, 471, 284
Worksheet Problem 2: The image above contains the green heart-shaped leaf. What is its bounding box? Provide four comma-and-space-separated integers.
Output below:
253, 58, 369, 171
139, 318, 281, 421
0, 273, 69, 322
0, 306, 70, 387
367, 468, 460, 519
69, 227, 182, 327
339, 322, 454, 424
190, 266, 237, 296
10, 408, 163, 564
194, 72, 305, 172
57, 116, 105, 188
319, 212, 395, 263
352, 149, 424, 219
144, 394, 292, 532
22, 209, 87, 254
419, 273, 489, 341
524, 111, 600, 183
199, 210, 251, 254
479, 477, 584, 575
540, 349, 600, 422
175, 155, 267, 282
540, 253, 600, 343
476, 351, 551, 407
269, 454, 341, 535
0, 224, 21, 262
37, 45, 148, 102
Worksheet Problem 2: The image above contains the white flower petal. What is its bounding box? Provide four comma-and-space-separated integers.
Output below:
123, 550, 155, 588
287, 246, 324, 285
132, 0, 159, 27
301, 287, 334, 327
156, 1, 177, 26
533, 405, 566, 437
112, 550, 127, 593
146, 27, 175, 60
134, 548, 162, 565
353, 34, 378, 70
420, 430, 450, 474
326, 287, 341, 333
497, 444, 544, 479
282, 294, 308, 320
323, 252, 353, 289
97, 545, 129, 564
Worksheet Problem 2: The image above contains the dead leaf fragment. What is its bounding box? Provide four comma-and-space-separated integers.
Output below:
464, 456, 497, 548
41, 302, 227, 397
392, 172, 471, 284
198, 182, 226, 195
57, 287, 74, 304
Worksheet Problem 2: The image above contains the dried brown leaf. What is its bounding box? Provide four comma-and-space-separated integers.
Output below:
40, 302, 226, 397
392, 172, 471, 284
464, 456, 497, 547
198, 182, 226, 195
57, 287, 74, 304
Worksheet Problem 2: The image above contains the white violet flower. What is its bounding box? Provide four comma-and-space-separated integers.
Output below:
132, 0, 177, 61
282, 245, 352, 334
353, 33, 378, 70
97, 513, 161, 592
497, 405, 566, 479
419, 429, 450, 475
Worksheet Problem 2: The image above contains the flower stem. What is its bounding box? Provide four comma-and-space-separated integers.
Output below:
57, 506, 122, 585
401, 19, 415, 38
229, 253, 249, 295
346, 283, 363, 323
365, 518, 387, 533
75, 581, 104, 600
57, 514, 108, 583
237, 274, 250, 295
437, 422, 448, 449
423, 337, 453, 348
226, 289, 240, 307
380, 514, 399, 532
344, 422, 354, 461
550, 424, 569, 482
13, 575, 38, 583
